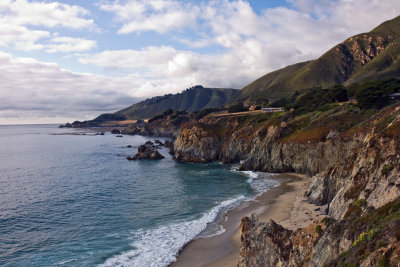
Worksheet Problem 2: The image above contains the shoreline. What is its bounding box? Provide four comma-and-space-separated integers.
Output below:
170, 173, 325, 267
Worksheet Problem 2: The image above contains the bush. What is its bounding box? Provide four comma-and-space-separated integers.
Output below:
354, 78, 400, 109
314, 224, 323, 236
269, 98, 288, 107
287, 85, 348, 115
148, 108, 174, 122
381, 164, 394, 176
92, 113, 126, 123
193, 108, 222, 119
227, 102, 248, 113
355, 199, 367, 207
377, 257, 390, 267
352, 229, 378, 247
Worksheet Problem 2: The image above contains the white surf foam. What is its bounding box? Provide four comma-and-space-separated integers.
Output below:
239, 170, 280, 195
99, 196, 245, 267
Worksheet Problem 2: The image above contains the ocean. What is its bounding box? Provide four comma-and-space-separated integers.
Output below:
0, 124, 278, 267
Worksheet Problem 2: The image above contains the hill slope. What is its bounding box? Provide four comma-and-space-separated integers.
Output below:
114, 86, 238, 120
233, 15, 400, 102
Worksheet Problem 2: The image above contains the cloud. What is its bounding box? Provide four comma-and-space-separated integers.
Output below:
46, 37, 97, 53
0, 52, 140, 124
98, 0, 199, 34
94, 0, 400, 89
0, 0, 95, 29
78, 46, 177, 72
0, 0, 97, 51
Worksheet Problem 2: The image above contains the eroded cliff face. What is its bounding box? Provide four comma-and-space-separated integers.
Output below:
238, 215, 323, 267
173, 104, 400, 266
174, 107, 400, 219
173, 122, 221, 163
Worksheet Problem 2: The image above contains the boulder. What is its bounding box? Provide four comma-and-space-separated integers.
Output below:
154, 140, 164, 146
111, 129, 121, 134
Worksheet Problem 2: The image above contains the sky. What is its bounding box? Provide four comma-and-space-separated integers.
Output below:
1, 0, 400, 124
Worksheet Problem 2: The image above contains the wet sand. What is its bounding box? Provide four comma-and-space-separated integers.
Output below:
170, 173, 325, 267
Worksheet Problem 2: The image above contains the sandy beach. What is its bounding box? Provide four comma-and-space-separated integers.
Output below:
170, 173, 326, 267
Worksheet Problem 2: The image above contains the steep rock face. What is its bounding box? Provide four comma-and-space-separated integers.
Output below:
173, 106, 400, 220
238, 215, 325, 267
174, 122, 221, 163
173, 105, 400, 266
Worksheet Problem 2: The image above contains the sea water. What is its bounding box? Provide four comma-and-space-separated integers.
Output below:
0, 124, 278, 267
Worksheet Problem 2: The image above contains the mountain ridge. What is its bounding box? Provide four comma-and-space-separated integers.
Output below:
114, 86, 238, 120
232, 15, 400, 103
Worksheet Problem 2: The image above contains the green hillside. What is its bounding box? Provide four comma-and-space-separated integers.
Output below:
113, 86, 238, 120
233, 15, 400, 103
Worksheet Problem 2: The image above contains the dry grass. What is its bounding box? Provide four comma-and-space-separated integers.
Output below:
208, 110, 263, 117
100, 120, 138, 126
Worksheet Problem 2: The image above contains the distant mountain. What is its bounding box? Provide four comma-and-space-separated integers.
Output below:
113, 86, 238, 120
233, 15, 400, 103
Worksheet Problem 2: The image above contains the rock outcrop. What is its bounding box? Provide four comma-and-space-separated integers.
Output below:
173, 122, 221, 163
126, 144, 165, 160
238, 215, 330, 267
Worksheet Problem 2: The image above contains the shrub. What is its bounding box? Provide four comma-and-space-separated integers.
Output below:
193, 107, 222, 119
148, 108, 174, 122
381, 164, 394, 176
227, 102, 248, 113
352, 229, 378, 247
287, 85, 348, 115
355, 199, 368, 207
377, 257, 390, 267
269, 98, 288, 107
354, 78, 400, 109
314, 224, 323, 236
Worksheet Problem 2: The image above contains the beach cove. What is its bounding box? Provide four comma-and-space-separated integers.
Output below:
172, 173, 326, 267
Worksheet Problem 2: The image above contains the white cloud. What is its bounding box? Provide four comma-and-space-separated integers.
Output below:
0, 52, 140, 124
0, 0, 95, 29
99, 0, 199, 34
95, 0, 400, 89
0, 24, 49, 51
78, 46, 177, 72
46, 37, 97, 53
0, 0, 96, 51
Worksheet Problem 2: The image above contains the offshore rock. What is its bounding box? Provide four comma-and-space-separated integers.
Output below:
126, 144, 164, 160
111, 129, 121, 134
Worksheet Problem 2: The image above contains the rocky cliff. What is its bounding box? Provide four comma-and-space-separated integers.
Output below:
173, 103, 400, 266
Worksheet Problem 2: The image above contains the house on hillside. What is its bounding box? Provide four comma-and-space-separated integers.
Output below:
262, 107, 284, 113
389, 93, 400, 100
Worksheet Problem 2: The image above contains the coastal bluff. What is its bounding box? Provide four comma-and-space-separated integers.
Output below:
172, 103, 400, 266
